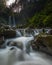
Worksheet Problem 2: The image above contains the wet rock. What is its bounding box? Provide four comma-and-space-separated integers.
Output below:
0, 25, 16, 38
42, 28, 45, 33
31, 40, 40, 51
4, 25, 11, 29
49, 30, 52, 35
7, 41, 23, 50
10, 47, 15, 50
0, 28, 4, 37
32, 36, 52, 55
0, 37, 5, 49
3, 29, 16, 38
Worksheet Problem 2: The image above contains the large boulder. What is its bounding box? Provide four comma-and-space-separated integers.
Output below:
31, 35, 52, 55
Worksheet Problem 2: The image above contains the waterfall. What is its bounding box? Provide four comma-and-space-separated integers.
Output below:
9, 15, 16, 27
9, 16, 11, 26
13, 16, 16, 27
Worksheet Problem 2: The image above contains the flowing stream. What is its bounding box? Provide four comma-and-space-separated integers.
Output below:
0, 30, 52, 65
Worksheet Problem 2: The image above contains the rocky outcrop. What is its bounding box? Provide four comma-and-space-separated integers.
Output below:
0, 25, 16, 38
31, 36, 52, 56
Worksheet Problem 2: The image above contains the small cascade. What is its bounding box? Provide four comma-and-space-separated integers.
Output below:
0, 30, 52, 65
34, 30, 39, 36
16, 30, 22, 37
5, 36, 34, 52
24, 29, 26, 36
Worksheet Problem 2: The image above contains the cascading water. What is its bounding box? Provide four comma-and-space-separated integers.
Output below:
0, 29, 52, 65
5, 36, 34, 52
0, 46, 16, 65
34, 30, 39, 36
9, 15, 16, 27
16, 30, 22, 37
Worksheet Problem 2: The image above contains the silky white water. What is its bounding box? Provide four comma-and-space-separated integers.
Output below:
16, 30, 22, 37
0, 30, 52, 65
14, 51, 52, 65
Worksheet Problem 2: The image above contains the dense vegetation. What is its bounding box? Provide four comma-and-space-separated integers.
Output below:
0, 0, 52, 28
28, 0, 52, 28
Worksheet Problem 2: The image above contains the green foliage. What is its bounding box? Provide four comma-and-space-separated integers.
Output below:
44, 15, 52, 28
0, 0, 6, 12
28, 0, 52, 28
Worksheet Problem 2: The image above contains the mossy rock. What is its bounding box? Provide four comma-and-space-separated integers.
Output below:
31, 35, 52, 56
36, 36, 52, 49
